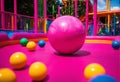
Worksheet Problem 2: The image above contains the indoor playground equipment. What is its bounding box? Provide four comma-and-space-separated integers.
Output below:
0, 0, 120, 82
0, 0, 120, 36
29, 62, 47, 81
38, 40, 46, 48
48, 16, 86, 54
9, 52, 27, 69
89, 74, 117, 82
84, 63, 106, 80
20, 38, 28, 46
0, 68, 16, 82
88, 0, 120, 36
26, 41, 37, 51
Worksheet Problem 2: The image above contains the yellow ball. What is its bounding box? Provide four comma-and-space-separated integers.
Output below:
84, 63, 106, 80
26, 41, 36, 51
29, 62, 47, 81
0, 68, 16, 82
9, 52, 27, 69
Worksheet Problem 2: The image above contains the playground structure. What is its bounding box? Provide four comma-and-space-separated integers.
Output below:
0, 0, 120, 36
88, 0, 120, 36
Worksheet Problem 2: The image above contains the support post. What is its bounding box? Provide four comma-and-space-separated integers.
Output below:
74, 0, 78, 17
86, 0, 89, 35
43, 0, 47, 33
34, 0, 38, 33
58, 5, 60, 17
44, 0, 47, 18
93, 0, 97, 35
14, 0, 17, 30
113, 14, 116, 35
1, 0, 5, 29
106, 0, 110, 32
108, 14, 110, 32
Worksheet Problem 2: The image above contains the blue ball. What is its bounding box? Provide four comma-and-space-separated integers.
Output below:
89, 74, 117, 82
38, 40, 46, 48
112, 40, 120, 49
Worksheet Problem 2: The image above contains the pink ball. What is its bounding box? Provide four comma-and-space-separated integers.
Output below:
48, 16, 86, 54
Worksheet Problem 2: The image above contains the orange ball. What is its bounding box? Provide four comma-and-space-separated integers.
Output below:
0, 68, 16, 82
84, 63, 106, 80
9, 52, 27, 69
26, 41, 36, 51
29, 62, 47, 81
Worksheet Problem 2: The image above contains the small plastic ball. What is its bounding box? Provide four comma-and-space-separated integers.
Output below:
29, 62, 47, 81
26, 41, 37, 51
0, 68, 16, 82
20, 38, 28, 46
84, 63, 106, 80
9, 52, 27, 69
112, 40, 120, 49
38, 40, 46, 48
48, 16, 86, 54
89, 74, 117, 82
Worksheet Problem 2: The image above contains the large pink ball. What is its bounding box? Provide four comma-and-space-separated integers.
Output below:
48, 16, 86, 54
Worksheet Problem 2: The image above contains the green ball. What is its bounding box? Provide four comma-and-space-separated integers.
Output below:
20, 38, 28, 46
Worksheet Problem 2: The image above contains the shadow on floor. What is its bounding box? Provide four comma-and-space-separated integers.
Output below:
14, 64, 29, 71
32, 75, 50, 82
54, 50, 91, 57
